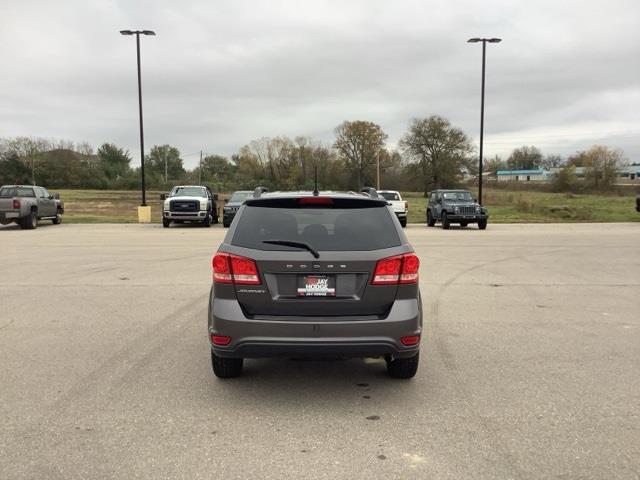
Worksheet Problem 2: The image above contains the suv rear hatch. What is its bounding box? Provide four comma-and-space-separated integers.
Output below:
219, 196, 413, 318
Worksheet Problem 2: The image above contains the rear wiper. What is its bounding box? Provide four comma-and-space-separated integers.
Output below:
262, 240, 320, 258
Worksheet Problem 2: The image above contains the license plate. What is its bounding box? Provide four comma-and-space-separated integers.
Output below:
297, 275, 336, 297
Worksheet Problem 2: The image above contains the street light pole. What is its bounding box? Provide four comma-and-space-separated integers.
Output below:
467, 37, 501, 205
120, 29, 155, 207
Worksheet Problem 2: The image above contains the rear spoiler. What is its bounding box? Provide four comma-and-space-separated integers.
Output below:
245, 196, 388, 209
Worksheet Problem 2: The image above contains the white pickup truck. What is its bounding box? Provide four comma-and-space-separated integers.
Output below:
378, 190, 408, 227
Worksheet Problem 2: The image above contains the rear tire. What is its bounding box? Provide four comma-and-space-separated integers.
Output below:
162, 218, 170, 228
399, 217, 407, 228
52, 212, 62, 225
386, 352, 419, 379
442, 212, 450, 230
426, 210, 435, 227
223, 221, 230, 228
478, 219, 488, 230
20, 211, 37, 230
211, 352, 243, 378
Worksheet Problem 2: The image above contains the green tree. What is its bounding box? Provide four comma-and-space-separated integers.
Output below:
552, 164, 577, 192
333, 121, 388, 188
507, 146, 543, 170
97, 143, 131, 180
582, 145, 622, 190
0, 152, 31, 185
146, 145, 185, 182
399, 115, 473, 195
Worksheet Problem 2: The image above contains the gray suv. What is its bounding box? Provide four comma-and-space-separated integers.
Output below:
427, 189, 488, 229
208, 192, 422, 379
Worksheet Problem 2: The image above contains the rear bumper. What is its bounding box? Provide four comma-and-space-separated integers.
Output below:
209, 295, 422, 359
0, 211, 20, 220
163, 210, 208, 221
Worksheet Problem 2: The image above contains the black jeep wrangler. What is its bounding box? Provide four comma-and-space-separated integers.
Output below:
426, 189, 488, 230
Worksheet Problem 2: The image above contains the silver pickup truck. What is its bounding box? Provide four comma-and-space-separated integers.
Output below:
0, 185, 64, 229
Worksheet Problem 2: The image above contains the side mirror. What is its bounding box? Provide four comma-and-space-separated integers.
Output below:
160, 193, 166, 201
213, 193, 219, 201
473, 197, 477, 203
224, 198, 229, 204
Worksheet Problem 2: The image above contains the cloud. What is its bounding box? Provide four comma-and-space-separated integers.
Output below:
1, 0, 639, 168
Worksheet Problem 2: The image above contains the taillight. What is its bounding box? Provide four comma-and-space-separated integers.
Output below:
298, 197, 333, 206
12, 199, 20, 209
400, 335, 420, 346
405, 201, 408, 212
210, 334, 231, 346
212, 253, 261, 285
372, 253, 419, 285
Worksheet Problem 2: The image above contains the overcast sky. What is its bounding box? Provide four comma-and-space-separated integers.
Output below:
1, 0, 639, 168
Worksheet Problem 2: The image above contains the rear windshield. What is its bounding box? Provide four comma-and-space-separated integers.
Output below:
232, 206, 401, 251
379, 192, 400, 201
0, 187, 35, 197
229, 191, 253, 203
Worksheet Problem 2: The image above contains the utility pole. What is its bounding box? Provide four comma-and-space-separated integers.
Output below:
467, 37, 501, 205
199, 150, 203, 185
164, 149, 168, 184
376, 153, 380, 190
120, 29, 155, 206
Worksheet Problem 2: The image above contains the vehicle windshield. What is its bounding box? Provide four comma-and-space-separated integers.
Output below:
0, 187, 35, 197
229, 191, 253, 203
379, 192, 400, 201
232, 206, 400, 251
442, 191, 472, 201
171, 187, 207, 197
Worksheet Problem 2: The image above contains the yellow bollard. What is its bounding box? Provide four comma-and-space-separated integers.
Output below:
137, 206, 151, 223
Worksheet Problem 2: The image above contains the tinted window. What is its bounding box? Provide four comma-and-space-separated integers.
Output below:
0, 187, 35, 197
171, 187, 207, 197
229, 191, 252, 203
232, 206, 401, 251
379, 192, 400, 201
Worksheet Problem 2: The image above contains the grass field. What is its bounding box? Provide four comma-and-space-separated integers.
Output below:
56, 188, 639, 224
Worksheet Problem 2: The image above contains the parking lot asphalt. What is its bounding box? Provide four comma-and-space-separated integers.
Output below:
0, 222, 639, 479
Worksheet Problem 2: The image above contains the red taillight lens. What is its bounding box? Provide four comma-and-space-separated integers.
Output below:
372, 255, 403, 284
400, 335, 420, 346
230, 255, 260, 284
212, 253, 261, 285
13, 199, 20, 209
400, 253, 420, 284
405, 201, 409, 212
372, 253, 419, 285
298, 196, 333, 206
212, 253, 232, 283
211, 334, 231, 346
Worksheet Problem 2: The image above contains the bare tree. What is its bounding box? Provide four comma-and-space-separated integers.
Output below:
333, 121, 388, 188
399, 116, 473, 195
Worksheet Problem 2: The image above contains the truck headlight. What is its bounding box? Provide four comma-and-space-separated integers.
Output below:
476, 205, 481, 213
454, 206, 459, 214
163, 200, 170, 210
199, 200, 207, 210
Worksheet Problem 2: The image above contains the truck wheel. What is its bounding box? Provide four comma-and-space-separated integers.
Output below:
52, 212, 62, 225
426, 210, 435, 227
478, 219, 488, 230
211, 352, 243, 378
399, 217, 407, 228
442, 212, 450, 230
386, 352, 419, 379
20, 210, 38, 230
162, 218, 170, 228
212, 213, 219, 224
203, 214, 211, 227
223, 221, 230, 228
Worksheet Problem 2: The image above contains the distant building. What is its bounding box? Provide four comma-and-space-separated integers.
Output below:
496, 169, 548, 182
